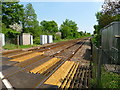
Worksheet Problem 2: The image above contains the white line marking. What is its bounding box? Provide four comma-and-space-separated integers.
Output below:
0, 72, 14, 89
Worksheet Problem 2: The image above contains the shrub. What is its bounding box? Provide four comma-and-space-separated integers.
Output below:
33, 37, 40, 44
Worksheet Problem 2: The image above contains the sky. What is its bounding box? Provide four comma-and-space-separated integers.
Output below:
19, 1, 104, 34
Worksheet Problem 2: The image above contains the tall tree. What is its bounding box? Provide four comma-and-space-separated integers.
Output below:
93, 0, 120, 47
60, 19, 78, 39
40, 20, 58, 34
23, 3, 39, 35
24, 3, 38, 28
2, 2, 24, 28
102, 0, 120, 16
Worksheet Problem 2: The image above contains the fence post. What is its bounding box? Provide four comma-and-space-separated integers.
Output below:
117, 37, 120, 64
97, 47, 102, 87
17, 35, 19, 45
30, 35, 33, 45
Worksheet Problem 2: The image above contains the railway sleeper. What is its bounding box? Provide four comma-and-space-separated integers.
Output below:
60, 63, 77, 88
29, 58, 61, 74
69, 65, 80, 88
43, 61, 75, 87
64, 63, 79, 88
7, 51, 33, 58
14, 55, 47, 68
69, 65, 83, 88
42, 60, 63, 76
10, 52, 44, 62
74, 69, 83, 88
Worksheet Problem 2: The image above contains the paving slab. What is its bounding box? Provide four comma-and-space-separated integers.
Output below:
6, 71, 46, 88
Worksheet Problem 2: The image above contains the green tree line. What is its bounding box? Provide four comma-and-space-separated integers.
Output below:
93, 1, 120, 47
2, 2, 90, 44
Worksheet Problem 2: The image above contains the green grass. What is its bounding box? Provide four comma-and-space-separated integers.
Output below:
53, 38, 73, 43
101, 67, 120, 88
90, 65, 120, 88
3, 44, 41, 50
53, 35, 91, 43
3, 35, 91, 50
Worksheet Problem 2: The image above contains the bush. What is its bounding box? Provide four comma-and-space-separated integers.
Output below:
54, 34, 61, 40
33, 37, 40, 44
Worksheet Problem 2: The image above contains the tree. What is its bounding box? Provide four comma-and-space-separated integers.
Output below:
2, 2, 24, 28
95, 12, 116, 29
60, 19, 78, 39
23, 3, 40, 37
93, 0, 120, 47
24, 3, 38, 28
9, 23, 22, 32
78, 31, 84, 36
2, 1, 24, 44
40, 20, 58, 34
102, 0, 120, 16
2, 23, 20, 44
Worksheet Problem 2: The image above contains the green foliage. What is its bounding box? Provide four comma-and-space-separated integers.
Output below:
2, 2, 23, 44
3, 44, 40, 50
54, 34, 61, 40
2, 2, 91, 45
23, 3, 41, 38
101, 67, 120, 88
93, 13, 120, 47
78, 31, 84, 36
3, 44, 18, 50
2, 2, 24, 28
33, 37, 40, 44
96, 12, 116, 29
23, 3, 38, 28
40, 20, 58, 34
60, 19, 79, 39
90, 66, 120, 88
2, 23, 20, 38
53, 38, 73, 43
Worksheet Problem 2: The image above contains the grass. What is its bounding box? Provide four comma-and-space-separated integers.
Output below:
90, 65, 120, 88
101, 67, 120, 88
3, 35, 91, 50
3, 44, 41, 50
53, 35, 91, 43
53, 39, 73, 43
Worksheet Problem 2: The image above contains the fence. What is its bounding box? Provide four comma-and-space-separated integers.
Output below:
91, 21, 120, 87
91, 43, 102, 86
101, 21, 120, 65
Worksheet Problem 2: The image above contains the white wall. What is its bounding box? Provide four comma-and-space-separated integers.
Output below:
0, 33, 5, 46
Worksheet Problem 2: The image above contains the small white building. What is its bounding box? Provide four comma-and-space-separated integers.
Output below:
20, 33, 33, 45
0, 33, 5, 46
47, 35, 53, 43
40, 35, 45, 45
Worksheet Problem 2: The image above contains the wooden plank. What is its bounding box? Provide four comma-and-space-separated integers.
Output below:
30, 58, 61, 74
10, 52, 44, 62
44, 61, 75, 87
8, 51, 33, 58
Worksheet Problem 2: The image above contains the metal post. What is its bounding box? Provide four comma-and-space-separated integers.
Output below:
118, 37, 120, 65
17, 35, 19, 48
97, 48, 102, 87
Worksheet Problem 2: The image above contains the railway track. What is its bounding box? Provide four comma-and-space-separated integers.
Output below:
2, 38, 80, 58
2, 38, 91, 89
35, 39, 90, 88
2, 39, 83, 76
